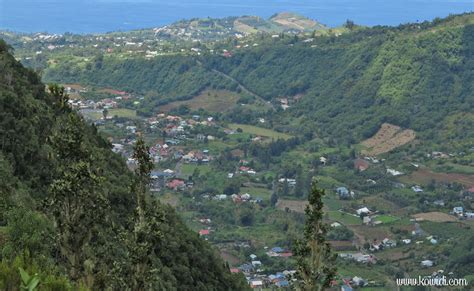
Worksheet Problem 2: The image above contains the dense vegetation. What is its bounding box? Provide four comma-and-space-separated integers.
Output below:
0, 40, 247, 290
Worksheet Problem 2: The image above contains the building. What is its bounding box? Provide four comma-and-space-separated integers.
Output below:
421, 260, 434, 267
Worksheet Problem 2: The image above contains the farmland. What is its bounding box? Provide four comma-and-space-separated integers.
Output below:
229, 123, 292, 140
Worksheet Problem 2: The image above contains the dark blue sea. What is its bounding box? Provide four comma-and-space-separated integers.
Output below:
0, 0, 473, 34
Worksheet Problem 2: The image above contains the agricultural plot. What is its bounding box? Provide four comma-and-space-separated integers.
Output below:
400, 168, 474, 187
412, 212, 457, 222
160, 89, 241, 112
361, 123, 416, 156
229, 123, 292, 140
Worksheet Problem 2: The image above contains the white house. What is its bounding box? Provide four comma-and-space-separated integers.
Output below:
356, 207, 371, 216
421, 260, 434, 267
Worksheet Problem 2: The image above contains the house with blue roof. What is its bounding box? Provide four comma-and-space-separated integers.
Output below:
337, 187, 351, 199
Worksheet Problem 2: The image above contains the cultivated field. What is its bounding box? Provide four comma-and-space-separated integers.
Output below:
412, 212, 457, 222
229, 124, 292, 140
401, 168, 474, 187
361, 123, 416, 155
160, 90, 241, 112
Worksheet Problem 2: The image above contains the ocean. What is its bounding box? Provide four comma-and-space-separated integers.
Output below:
0, 0, 472, 34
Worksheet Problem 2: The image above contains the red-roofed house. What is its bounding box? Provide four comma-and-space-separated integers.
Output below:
199, 229, 210, 236
230, 268, 240, 273
166, 179, 185, 191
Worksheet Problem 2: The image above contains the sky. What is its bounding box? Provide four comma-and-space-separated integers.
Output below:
0, 0, 472, 33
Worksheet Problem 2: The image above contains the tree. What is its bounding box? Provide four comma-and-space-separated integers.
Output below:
102, 108, 109, 120
128, 137, 164, 290
47, 113, 108, 282
344, 19, 356, 30
294, 167, 305, 198
270, 192, 279, 207
293, 181, 336, 290
48, 84, 69, 113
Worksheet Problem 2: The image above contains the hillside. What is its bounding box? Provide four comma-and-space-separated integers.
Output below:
0, 40, 248, 290
155, 12, 327, 41
39, 13, 474, 150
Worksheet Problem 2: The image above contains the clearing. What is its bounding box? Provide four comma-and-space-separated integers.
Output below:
361, 123, 416, 156
276, 199, 307, 213
412, 212, 457, 222
229, 124, 292, 140
160, 90, 241, 112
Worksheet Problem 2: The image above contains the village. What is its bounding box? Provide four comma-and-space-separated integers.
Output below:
63, 85, 474, 289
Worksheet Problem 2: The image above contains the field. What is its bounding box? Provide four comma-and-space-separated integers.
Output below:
361, 123, 416, 156
276, 199, 307, 213
400, 168, 474, 187
160, 89, 241, 112
412, 211, 457, 222
83, 108, 137, 120
373, 214, 400, 224
229, 124, 292, 140
327, 211, 361, 225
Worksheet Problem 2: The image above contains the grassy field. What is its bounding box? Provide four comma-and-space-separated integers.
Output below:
240, 186, 272, 201
373, 214, 400, 224
160, 90, 241, 112
85, 108, 137, 120
180, 164, 212, 178
229, 123, 292, 140
328, 211, 361, 225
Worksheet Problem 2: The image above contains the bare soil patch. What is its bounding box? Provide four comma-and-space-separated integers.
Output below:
412, 212, 457, 222
361, 123, 416, 155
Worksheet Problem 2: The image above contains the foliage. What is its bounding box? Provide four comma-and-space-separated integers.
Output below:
0, 39, 248, 290
293, 181, 336, 290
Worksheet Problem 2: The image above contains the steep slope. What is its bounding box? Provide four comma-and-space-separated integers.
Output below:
0, 40, 247, 290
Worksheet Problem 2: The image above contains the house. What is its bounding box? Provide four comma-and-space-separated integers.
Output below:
337, 187, 351, 199
387, 168, 403, 176
251, 260, 262, 267
465, 212, 474, 219
216, 194, 227, 200
275, 280, 289, 287
382, 238, 397, 248
341, 286, 353, 291
363, 216, 372, 225
412, 185, 424, 193
453, 206, 464, 216
421, 260, 434, 267
352, 276, 367, 287
249, 254, 257, 260
272, 247, 284, 253
239, 263, 254, 274
250, 280, 263, 288
319, 156, 327, 165
354, 159, 369, 171
230, 268, 240, 273
166, 179, 185, 191
356, 207, 371, 216
199, 229, 210, 236
402, 239, 412, 244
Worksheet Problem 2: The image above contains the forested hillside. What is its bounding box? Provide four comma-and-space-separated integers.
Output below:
0, 40, 247, 290
43, 13, 474, 149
